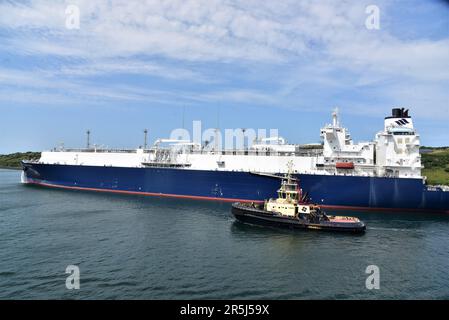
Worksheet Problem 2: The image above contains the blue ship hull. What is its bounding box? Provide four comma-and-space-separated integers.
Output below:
22, 162, 449, 213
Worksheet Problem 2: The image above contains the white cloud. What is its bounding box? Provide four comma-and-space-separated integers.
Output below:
0, 65, 275, 108
0, 0, 292, 61
0, 0, 448, 120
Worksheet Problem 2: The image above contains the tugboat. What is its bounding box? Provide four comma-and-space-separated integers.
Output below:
232, 165, 366, 234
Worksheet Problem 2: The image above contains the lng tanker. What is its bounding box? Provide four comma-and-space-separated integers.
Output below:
21, 108, 449, 213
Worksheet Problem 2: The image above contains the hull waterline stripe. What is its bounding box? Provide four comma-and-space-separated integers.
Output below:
24, 180, 265, 204
24, 180, 449, 214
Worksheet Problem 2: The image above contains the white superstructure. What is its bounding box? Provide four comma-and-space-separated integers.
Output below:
36, 108, 422, 179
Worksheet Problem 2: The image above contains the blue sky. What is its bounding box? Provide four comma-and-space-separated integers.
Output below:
0, 0, 448, 153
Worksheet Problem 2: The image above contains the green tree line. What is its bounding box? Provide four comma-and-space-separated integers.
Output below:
0, 152, 41, 169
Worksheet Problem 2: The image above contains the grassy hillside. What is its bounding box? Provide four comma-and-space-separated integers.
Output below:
421, 147, 449, 185
0, 152, 41, 169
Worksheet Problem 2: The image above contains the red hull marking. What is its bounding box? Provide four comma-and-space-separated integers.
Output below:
24, 181, 265, 204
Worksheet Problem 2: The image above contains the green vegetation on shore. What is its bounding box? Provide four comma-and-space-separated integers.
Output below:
0, 149, 448, 185
0, 152, 41, 169
421, 147, 449, 185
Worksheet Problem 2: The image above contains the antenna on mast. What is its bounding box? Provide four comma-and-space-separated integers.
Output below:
86, 130, 91, 149
242, 128, 247, 149
143, 129, 148, 149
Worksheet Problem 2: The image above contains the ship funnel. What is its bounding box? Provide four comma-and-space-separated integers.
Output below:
390, 108, 410, 118
391, 108, 401, 118
384, 108, 414, 131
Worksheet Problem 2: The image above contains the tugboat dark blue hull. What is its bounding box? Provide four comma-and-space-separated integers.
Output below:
21, 162, 449, 214
231, 203, 366, 233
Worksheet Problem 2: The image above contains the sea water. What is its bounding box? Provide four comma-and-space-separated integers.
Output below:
1, 169, 448, 299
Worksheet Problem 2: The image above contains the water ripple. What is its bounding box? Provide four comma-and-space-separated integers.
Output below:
1, 169, 449, 299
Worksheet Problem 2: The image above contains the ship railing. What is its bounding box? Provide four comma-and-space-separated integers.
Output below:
51, 148, 139, 154
153, 148, 323, 157
49, 147, 323, 157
